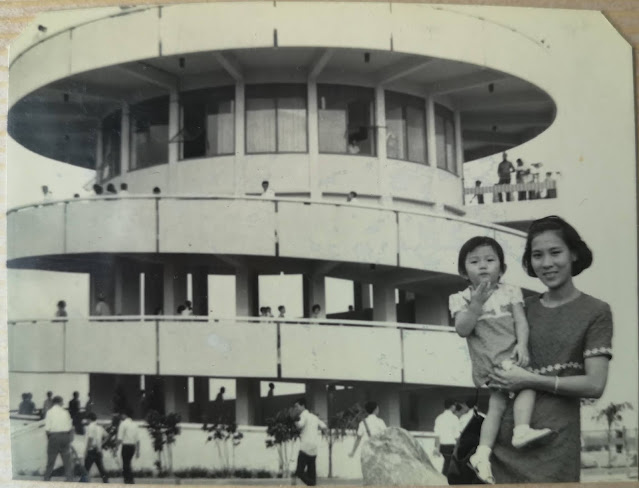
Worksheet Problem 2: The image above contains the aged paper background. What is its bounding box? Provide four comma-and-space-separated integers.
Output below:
0, 1, 638, 488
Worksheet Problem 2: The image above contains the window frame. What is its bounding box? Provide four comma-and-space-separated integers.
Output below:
244, 83, 309, 155
434, 103, 458, 175
129, 95, 170, 171
384, 90, 428, 165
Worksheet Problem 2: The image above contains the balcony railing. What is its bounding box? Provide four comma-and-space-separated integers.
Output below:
465, 180, 558, 204
8, 316, 474, 387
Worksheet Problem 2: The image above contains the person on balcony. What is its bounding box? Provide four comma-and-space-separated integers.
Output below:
92, 184, 104, 197
18, 393, 35, 415
496, 153, 515, 202
69, 391, 84, 435
310, 304, 322, 319
43, 395, 74, 482
544, 172, 558, 199
292, 397, 327, 486
348, 401, 387, 460
119, 183, 129, 195
515, 159, 531, 201
267, 383, 275, 397
261, 180, 275, 198
55, 300, 68, 318
95, 294, 112, 316
278, 305, 286, 318
106, 184, 117, 195
347, 191, 358, 203
473, 181, 485, 205
41, 185, 53, 201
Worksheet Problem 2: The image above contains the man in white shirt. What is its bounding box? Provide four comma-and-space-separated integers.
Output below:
261, 180, 275, 198
117, 408, 140, 484
433, 399, 460, 475
293, 398, 327, 486
43, 396, 74, 482
84, 412, 109, 483
348, 401, 387, 459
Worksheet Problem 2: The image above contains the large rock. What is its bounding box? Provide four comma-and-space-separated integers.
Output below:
361, 427, 447, 486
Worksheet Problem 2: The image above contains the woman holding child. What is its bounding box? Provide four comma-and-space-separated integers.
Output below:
450, 216, 613, 483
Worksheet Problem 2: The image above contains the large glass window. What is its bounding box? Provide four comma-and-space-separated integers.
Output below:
435, 103, 457, 174
130, 96, 169, 170
385, 91, 427, 164
100, 110, 121, 180
245, 84, 307, 154
318, 85, 376, 156
181, 87, 235, 159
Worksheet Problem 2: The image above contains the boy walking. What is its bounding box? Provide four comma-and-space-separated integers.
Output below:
292, 398, 327, 486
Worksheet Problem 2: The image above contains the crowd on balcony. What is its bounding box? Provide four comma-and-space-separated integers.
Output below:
468, 152, 559, 205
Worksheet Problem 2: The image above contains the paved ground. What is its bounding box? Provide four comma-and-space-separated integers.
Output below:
16, 468, 638, 485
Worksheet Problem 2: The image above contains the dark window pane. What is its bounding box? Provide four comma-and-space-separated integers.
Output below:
182, 86, 235, 159
101, 110, 121, 179
130, 96, 169, 170
318, 85, 375, 156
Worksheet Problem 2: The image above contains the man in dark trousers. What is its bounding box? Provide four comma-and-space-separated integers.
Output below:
69, 391, 84, 434
43, 396, 74, 482
433, 399, 460, 475
292, 398, 327, 486
117, 408, 140, 484
496, 152, 515, 202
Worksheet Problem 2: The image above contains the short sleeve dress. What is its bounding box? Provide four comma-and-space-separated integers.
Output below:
449, 284, 523, 387
491, 293, 613, 483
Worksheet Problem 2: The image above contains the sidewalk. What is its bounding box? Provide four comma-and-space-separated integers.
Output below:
15, 475, 362, 485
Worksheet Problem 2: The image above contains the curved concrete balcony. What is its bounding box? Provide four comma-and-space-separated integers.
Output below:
7, 195, 537, 289
8, 316, 473, 387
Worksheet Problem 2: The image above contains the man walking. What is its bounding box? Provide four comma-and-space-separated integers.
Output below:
117, 408, 140, 484
433, 399, 460, 476
293, 398, 327, 486
84, 412, 109, 483
348, 401, 387, 459
43, 396, 74, 482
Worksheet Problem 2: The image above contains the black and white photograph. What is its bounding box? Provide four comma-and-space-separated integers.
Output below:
3, 1, 639, 486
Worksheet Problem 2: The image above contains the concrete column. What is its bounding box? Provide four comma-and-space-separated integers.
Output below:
375, 86, 390, 205
163, 376, 190, 421
236, 268, 258, 317
308, 81, 320, 199
192, 376, 210, 423
143, 264, 164, 315
236, 379, 261, 426
234, 82, 245, 196
415, 293, 450, 326
353, 282, 372, 311
304, 274, 326, 318
120, 102, 130, 175
163, 263, 187, 316
373, 284, 396, 322
167, 89, 180, 193
377, 384, 401, 427
305, 381, 328, 421
114, 259, 141, 315
95, 124, 103, 178
426, 97, 440, 207
191, 267, 209, 316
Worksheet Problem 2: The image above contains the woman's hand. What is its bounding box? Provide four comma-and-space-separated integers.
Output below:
488, 364, 535, 392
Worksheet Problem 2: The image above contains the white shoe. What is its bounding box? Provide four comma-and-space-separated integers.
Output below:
512, 427, 554, 448
468, 452, 496, 484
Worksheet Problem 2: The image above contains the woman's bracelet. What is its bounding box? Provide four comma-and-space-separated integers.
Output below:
553, 376, 559, 394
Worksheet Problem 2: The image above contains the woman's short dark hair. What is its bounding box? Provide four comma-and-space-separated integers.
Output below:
522, 216, 593, 277
457, 236, 506, 276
